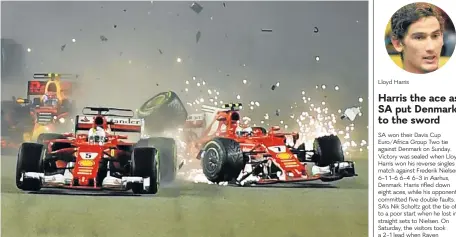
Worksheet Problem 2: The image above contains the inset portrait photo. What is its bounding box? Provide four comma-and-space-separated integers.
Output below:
385, 2, 455, 74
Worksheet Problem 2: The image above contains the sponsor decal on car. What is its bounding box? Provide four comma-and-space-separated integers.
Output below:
276, 152, 292, 160
78, 160, 95, 167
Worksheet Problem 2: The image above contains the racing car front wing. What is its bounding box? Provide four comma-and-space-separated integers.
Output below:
234, 161, 357, 186
20, 172, 151, 191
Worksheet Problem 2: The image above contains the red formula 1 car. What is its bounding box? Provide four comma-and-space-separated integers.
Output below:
16, 107, 177, 194
183, 103, 357, 186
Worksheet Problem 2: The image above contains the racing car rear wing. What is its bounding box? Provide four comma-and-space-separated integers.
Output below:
74, 115, 144, 133
33, 73, 78, 80
82, 107, 135, 118
27, 73, 78, 97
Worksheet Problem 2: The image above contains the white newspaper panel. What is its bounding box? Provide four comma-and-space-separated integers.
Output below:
374, 1, 456, 237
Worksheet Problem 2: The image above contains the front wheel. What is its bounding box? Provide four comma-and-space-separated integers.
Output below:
131, 147, 160, 194
136, 137, 177, 184
311, 135, 344, 167
16, 143, 45, 191
201, 137, 245, 183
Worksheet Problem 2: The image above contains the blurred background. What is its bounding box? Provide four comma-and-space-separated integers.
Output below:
2, 1, 368, 157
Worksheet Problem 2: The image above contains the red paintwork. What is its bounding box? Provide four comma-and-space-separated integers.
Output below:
184, 107, 322, 182
42, 115, 137, 188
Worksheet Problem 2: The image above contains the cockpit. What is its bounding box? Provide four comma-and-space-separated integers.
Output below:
88, 116, 108, 144
42, 96, 59, 107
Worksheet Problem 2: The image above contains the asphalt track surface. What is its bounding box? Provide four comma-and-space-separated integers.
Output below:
1, 155, 368, 237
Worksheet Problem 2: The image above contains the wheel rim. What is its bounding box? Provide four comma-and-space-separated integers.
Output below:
205, 148, 219, 172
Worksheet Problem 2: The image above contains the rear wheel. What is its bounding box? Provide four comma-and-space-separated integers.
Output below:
295, 143, 306, 162
131, 147, 159, 194
201, 137, 245, 183
16, 143, 45, 191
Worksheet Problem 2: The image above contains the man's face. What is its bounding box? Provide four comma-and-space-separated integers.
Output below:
392, 16, 443, 74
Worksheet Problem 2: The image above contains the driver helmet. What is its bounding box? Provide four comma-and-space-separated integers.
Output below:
236, 117, 253, 136
88, 126, 107, 145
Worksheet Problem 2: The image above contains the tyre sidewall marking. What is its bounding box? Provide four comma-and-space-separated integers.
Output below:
156, 150, 160, 188
141, 93, 169, 114
203, 140, 224, 175
205, 147, 220, 173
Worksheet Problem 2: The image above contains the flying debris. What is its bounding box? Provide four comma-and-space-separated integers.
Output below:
100, 35, 108, 42
61, 44, 66, 51
275, 109, 280, 116
314, 27, 319, 33
196, 31, 201, 43
315, 56, 320, 61
158, 49, 163, 54
271, 82, 280, 90
261, 29, 273, 32
190, 2, 203, 14
177, 57, 182, 63
341, 107, 361, 121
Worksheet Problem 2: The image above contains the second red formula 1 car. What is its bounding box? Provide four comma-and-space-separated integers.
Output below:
16, 107, 178, 194
183, 103, 357, 186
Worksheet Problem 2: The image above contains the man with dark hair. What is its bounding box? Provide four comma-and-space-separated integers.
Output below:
390, 2, 445, 74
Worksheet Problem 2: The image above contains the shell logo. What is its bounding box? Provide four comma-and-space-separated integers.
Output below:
78, 160, 95, 167
276, 153, 292, 160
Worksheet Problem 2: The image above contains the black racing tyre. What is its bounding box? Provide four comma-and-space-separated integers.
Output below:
137, 91, 188, 134
131, 147, 159, 194
312, 135, 344, 167
296, 143, 306, 162
201, 137, 245, 183
37, 133, 66, 144
136, 137, 177, 184
16, 143, 45, 191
